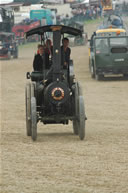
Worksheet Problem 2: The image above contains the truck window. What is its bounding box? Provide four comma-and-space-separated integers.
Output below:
110, 38, 127, 46
95, 38, 109, 53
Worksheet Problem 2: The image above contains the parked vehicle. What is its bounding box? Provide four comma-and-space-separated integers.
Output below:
25, 25, 87, 141
0, 32, 18, 59
89, 35, 128, 80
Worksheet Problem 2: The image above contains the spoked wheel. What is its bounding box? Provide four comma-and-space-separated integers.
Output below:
31, 97, 37, 141
25, 83, 31, 136
78, 96, 86, 140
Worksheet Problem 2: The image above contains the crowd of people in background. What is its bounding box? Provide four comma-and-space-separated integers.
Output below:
56, 5, 102, 25
71, 5, 102, 21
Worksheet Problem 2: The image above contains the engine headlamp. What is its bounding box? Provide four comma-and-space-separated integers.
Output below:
51, 87, 64, 101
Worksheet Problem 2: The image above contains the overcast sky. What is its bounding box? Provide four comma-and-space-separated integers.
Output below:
0, 0, 14, 4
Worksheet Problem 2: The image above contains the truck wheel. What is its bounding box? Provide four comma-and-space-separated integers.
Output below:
13, 50, 18, 59
95, 73, 100, 80
95, 72, 103, 81
91, 65, 95, 78
8, 51, 11, 60
123, 74, 128, 78
25, 83, 31, 136
31, 97, 37, 141
78, 96, 85, 140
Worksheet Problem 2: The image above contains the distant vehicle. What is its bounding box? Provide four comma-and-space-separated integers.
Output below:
41, 0, 63, 3
0, 32, 18, 59
98, 14, 124, 29
70, 21, 88, 46
60, 19, 88, 46
30, 9, 53, 26
25, 25, 87, 141
122, 1, 128, 16
12, 20, 41, 44
0, 6, 14, 32
101, 0, 113, 14
89, 34, 128, 80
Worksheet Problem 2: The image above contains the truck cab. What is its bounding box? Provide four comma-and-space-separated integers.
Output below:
89, 35, 128, 80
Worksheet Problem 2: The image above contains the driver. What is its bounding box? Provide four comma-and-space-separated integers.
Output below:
61, 38, 71, 68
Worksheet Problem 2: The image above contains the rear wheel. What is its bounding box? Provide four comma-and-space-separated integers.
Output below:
31, 97, 37, 141
73, 83, 86, 140
78, 96, 85, 140
25, 83, 31, 136
72, 82, 79, 135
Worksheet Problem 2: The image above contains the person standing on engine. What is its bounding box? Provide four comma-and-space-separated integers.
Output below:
33, 45, 44, 71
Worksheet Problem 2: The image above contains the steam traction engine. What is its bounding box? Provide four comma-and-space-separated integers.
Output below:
25, 25, 87, 141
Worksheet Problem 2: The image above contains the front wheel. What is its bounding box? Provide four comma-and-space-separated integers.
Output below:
95, 72, 104, 81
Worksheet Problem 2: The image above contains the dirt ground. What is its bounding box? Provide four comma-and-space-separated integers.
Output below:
1, 21, 128, 193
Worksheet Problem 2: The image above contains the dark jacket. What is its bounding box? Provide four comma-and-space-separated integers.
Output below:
33, 54, 44, 71
61, 46, 71, 67
33, 52, 52, 71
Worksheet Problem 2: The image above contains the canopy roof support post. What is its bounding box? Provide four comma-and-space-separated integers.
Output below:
52, 30, 61, 81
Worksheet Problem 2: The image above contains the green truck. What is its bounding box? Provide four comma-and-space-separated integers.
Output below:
89, 35, 128, 80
